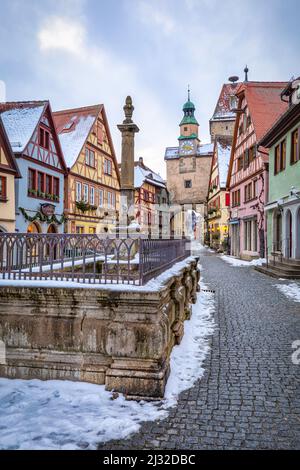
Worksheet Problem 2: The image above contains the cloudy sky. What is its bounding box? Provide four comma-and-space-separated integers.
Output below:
0, 0, 299, 176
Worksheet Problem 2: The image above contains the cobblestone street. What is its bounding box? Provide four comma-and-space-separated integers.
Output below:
99, 251, 300, 450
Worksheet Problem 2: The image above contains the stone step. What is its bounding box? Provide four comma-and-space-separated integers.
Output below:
255, 264, 300, 279
267, 261, 300, 273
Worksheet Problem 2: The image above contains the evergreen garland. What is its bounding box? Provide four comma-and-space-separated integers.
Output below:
19, 207, 67, 225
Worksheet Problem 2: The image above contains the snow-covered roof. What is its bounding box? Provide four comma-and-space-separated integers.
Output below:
197, 142, 214, 155
134, 164, 166, 189
0, 105, 45, 152
217, 142, 231, 188
165, 142, 214, 159
57, 115, 95, 168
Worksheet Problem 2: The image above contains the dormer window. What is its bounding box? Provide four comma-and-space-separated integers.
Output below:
229, 95, 237, 110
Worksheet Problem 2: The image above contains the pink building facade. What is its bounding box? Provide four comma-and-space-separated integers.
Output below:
227, 82, 288, 260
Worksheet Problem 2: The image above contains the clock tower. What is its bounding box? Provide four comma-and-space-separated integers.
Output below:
178, 87, 199, 156
164, 88, 214, 240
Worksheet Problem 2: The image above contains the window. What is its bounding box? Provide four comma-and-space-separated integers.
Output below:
239, 124, 243, 136
39, 127, 50, 150
184, 180, 192, 188
104, 159, 112, 175
229, 95, 237, 110
38, 172, 44, 193
184, 126, 188, 131
249, 145, 256, 163
28, 170, 59, 200
111, 192, 115, 208
99, 189, 103, 207
85, 148, 95, 167
28, 169, 36, 191
232, 189, 240, 207
76, 182, 82, 201
275, 139, 286, 174
83, 184, 89, 202
225, 192, 230, 207
53, 178, 59, 197
291, 129, 299, 164
89, 227, 96, 234
243, 148, 250, 169
0, 176, 7, 200
253, 179, 258, 198
144, 190, 149, 201
237, 156, 243, 171
244, 182, 253, 202
46, 175, 52, 194
90, 186, 95, 205
247, 115, 251, 128
244, 220, 252, 251
76, 226, 84, 234
107, 191, 112, 208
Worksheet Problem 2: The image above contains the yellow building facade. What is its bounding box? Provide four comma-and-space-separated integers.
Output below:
0, 118, 20, 232
54, 105, 120, 234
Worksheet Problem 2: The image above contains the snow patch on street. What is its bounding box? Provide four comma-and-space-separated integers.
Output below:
275, 282, 300, 303
0, 274, 215, 450
220, 255, 265, 267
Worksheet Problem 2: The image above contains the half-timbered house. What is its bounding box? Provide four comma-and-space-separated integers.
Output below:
53, 105, 120, 234
0, 116, 20, 232
226, 82, 288, 259
207, 137, 231, 250
0, 101, 67, 234
130, 157, 168, 236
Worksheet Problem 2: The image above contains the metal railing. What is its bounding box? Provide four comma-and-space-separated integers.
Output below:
0, 233, 190, 286
267, 237, 291, 267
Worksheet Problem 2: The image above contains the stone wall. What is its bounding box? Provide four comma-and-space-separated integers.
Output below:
0, 257, 200, 399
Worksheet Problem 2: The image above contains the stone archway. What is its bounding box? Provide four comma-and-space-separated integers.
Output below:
273, 209, 282, 252
285, 209, 293, 258
295, 205, 300, 260
47, 224, 57, 234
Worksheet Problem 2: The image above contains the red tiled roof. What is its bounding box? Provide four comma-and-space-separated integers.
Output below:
236, 82, 289, 141
211, 83, 241, 120
53, 104, 101, 133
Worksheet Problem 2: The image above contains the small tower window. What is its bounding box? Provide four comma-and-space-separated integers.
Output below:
184, 126, 188, 131
184, 180, 192, 189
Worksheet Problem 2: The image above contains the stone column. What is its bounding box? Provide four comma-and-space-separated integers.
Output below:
118, 96, 139, 227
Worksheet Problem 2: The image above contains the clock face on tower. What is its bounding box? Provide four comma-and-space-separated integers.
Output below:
179, 139, 195, 156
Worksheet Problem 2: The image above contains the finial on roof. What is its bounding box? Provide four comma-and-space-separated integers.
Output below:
188, 84, 190, 101
244, 65, 249, 82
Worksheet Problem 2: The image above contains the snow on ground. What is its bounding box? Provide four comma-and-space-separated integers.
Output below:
220, 255, 266, 267
0, 272, 215, 450
275, 282, 300, 303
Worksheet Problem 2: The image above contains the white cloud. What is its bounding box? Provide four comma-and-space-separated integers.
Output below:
137, 1, 176, 35
38, 16, 85, 55
36, 15, 175, 177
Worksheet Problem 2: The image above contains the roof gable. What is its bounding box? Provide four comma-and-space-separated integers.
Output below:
0, 117, 20, 176
0, 101, 45, 153
226, 81, 289, 188
53, 105, 100, 168
211, 83, 240, 121
133, 160, 166, 189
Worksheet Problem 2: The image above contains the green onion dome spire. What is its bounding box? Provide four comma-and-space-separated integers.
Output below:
180, 86, 199, 126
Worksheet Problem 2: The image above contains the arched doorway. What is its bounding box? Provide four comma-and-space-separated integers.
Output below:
26, 222, 41, 264
273, 209, 282, 252
285, 210, 293, 258
47, 224, 57, 234
27, 222, 41, 233
296, 206, 300, 259
46, 224, 57, 260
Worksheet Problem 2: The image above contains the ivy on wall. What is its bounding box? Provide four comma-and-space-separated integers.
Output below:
19, 207, 67, 225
